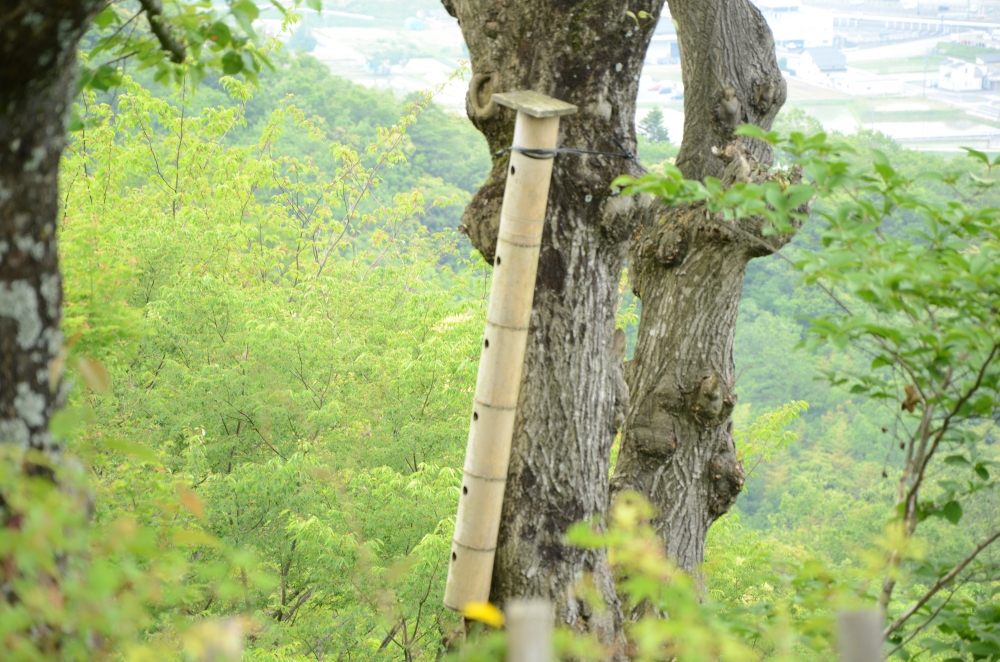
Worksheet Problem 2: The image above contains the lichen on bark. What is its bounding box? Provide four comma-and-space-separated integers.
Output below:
1, 2, 104, 453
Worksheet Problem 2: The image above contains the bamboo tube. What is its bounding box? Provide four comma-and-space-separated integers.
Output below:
505, 599, 554, 662
443, 91, 577, 611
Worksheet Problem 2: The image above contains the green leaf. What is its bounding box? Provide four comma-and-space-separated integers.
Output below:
206, 21, 232, 48
94, 5, 118, 28
784, 184, 815, 209
974, 463, 989, 481
967, 641, 1000, 656
307, 0, 323, 9
937, 479, 962, 493
153, 65, 172, 83
962, 147, 990, 165
67, 110, 85, 133
49, 407, 87, 441
735, 124, 779, 144
103, 438, 161, 465
943, 454, 970, 466
232, 0, 260, 21
87, 64, 122, 92
611, 174, 635, 190
926, 639, 955, 654
240, 50, 257, 73
222, 51, 244, 74
871, 355, 893, 369
942, 500, 963, 525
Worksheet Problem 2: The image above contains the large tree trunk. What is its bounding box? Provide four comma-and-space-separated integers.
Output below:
443, 0, 662, 645
610, 0, 789, 574
1, 2, 102, 458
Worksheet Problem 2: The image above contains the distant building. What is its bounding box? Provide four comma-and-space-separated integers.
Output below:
977, 53, 1000, 89
794, 47, 847, 84
976, 54, 1000, 70
754, 0, 834, 49
785, 46, 903, 96
647, 14, 680, 65
780, 49, 802, 75
833, 71, 904, 96
938, 58, 985, 91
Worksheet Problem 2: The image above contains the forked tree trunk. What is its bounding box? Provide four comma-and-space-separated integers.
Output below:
610, 0, 790, 574
448, 0, 792, 642
1, 3, 102, 460
443, 0, 663, 645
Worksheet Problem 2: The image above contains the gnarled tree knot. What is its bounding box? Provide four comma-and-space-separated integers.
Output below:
707, 450, 745, 520
714, 142, 755, 187
468, 72, 499, 119
655, 218, 690, 266
690, 373, 735, 424
752, 75, 782, 114
714, 86, 741, 135
460, 172, 506, 262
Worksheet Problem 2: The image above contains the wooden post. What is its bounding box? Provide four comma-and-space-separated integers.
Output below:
505, 599, 554, 662
838, 609, 884, 662
443, 91, 577, 611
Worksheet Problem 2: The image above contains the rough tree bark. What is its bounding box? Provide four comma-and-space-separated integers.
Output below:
0, 2, 104, 460
443, 0, 662, 645
610, 0, 791, 575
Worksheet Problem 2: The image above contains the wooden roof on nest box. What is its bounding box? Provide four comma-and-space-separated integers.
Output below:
492, 91, 577, 118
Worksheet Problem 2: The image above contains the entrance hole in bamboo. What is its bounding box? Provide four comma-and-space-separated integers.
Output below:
473, 411, 479, 421
484, 339, 490, 349
495, 255, 501, 266
463, 486, 468, 494
510, 165, 516, 175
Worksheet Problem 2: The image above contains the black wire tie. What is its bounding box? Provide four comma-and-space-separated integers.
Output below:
494, 143, 636, 161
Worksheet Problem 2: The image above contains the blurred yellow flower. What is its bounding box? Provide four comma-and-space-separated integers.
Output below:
461, 601, 505, 628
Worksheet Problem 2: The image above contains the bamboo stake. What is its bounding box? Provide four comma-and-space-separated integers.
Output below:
505, 599, 554, 662
838, 609, 884, 662
443, 91, 577, 611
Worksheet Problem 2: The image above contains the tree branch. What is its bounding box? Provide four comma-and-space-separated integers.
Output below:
884, 529, 1000, 636
137, 0, 186, 63
904, 342, 1000, 507
282, 587, 314, 623
885, 574, 972, 658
